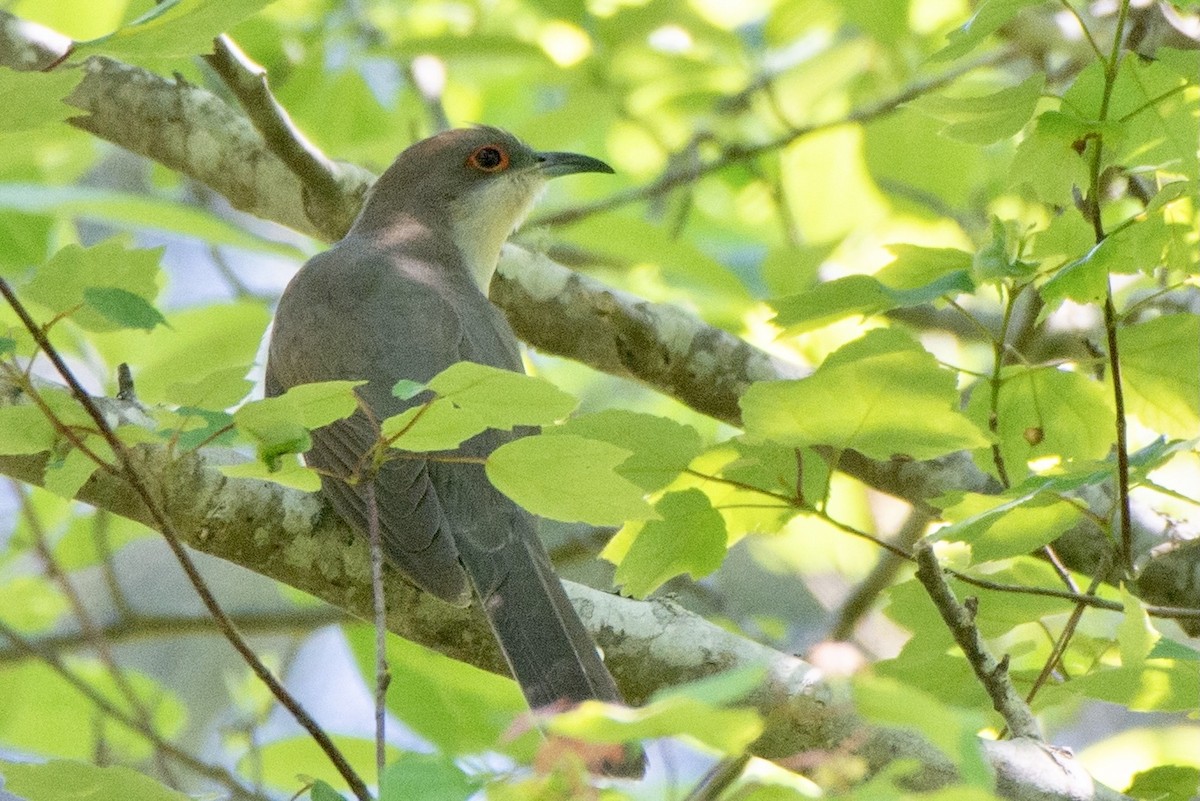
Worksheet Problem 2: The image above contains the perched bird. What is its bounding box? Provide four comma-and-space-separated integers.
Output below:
265, 128, 627, 718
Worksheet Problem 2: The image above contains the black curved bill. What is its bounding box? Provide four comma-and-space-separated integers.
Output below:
535, 150, 614, 177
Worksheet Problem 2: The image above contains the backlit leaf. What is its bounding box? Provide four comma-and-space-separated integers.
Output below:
609, 489, 727, 597
487, 434, 652, 524
741, 329, 990, 460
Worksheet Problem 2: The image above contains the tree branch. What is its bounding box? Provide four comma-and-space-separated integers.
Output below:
0, 3, 1194, 625
913, 542, 1042, 741
0, 398, 1132, 800
202, 34, 358, 240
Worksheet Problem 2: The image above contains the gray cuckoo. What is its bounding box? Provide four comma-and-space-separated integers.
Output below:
265, 127, 628, 720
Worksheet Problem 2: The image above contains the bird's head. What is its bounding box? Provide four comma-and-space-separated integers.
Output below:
354, 126, 613, 292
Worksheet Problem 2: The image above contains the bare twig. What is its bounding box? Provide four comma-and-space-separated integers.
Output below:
533, 48, 1017, 228
0, 278, 372, 801
202, 35, 352, 240
17, 483, 179, 785
1078, 0, 1135, 576
0, 607, 349, 665
1025, 556, 1110, 706
682, 754, 751, 801
363, 480, 390, 782
913, 541, 1042, 741
830, 507, 932, 641
0, 619, 270, 801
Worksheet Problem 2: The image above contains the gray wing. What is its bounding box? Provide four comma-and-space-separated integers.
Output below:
265, 243, 472, 605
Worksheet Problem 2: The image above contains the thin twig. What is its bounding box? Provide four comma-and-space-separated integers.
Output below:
534, 48, 1017, 228
0, 619, 271, 801
913, 541, 1042, 740
0, 278, 373, 801
202, 34, 348, 236
681, 754, 751, 801
16, 483, 180, 785
363, 480, 390, 783
690, 469, 1200, 622
830, 507, 931, 641
1024, 564, 1107, 706
1079, 0, 1135, 576
0, 607, 349, 665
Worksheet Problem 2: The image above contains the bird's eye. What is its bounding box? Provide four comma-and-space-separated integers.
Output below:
468, 145, 509, 173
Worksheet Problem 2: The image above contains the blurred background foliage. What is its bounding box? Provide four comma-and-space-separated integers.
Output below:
0, 0, 1198, 799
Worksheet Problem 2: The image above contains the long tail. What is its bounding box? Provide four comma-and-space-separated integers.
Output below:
462, 529, 645, 777
468, 531, 622, 710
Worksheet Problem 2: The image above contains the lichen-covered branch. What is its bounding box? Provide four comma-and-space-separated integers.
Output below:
0, 7, 1194, 628
0, 385, 1131, 800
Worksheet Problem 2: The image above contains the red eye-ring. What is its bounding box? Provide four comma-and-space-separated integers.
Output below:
468, 144, 509, 173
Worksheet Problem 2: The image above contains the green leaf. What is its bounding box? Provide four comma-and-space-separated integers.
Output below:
1126, 766, 1200, 801
164, 365, 254, 409
344, 625, 524, 755
772, 260, 974, 333
877, 245, 975, 289
25, 240, 163, 332
91, 301, 271, 406
904, 73, 1045, 144
770, 274, 892, 332
741, 329, 990, 460
0, 759, 190, 801
933, 0, 1047, 61
43, 447, 100, 499
54, 511, 153, 571
972, 219, 1036, 282
1042, 660, 1199, 712
609, 489, 727, 597
936, 491, 1082, 563
379, 753, 478, 801
219, 457, 321, 492
382, 362, 577, 452
310, 780, 345, 801
486, 434, 653, 524
382, 402, 495, 452
548, 695, 762, 754
427, 361, 577, 424
0, 406, 58, 455
245, 735, 397, 794
854, 674, 991, 786
0, 70, 84, 132
965, 366, 1113, 483
1040, 215, 1170, 309
75, 0, 280, 58
1009, 126, 1091, 206
550, 409, 702, 492
0, 576, 69, 632
1117, 314, 1200, 439
82, 286, 168, 331
0, 661, 184, 761
1149, 638, 1200, 661
1118, 589, 1159, 667
648, 665, 769, 707
391, 379, 424, 400
246, 381, 365, 431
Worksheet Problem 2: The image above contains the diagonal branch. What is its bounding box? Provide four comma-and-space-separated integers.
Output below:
0, 279, 371, 801
0, 7, 1196, 629
202, 34, 358, 241
913, 541, 1042, 741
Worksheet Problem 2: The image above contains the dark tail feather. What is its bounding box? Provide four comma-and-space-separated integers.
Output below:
475, 536, 621, 709
460, 533, 645, 777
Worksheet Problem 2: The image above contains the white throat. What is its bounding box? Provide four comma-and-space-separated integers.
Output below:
450, 172, 548, 293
